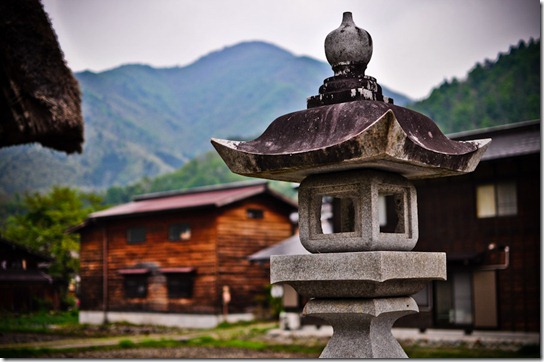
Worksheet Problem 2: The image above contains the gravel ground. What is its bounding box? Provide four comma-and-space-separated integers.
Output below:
0, 332, 72, 344
35, 346, 318, 358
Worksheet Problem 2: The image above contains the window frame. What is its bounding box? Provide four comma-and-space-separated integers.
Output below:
122, 274, 148, 299
246, 208, 264, 219
476, 181, 517, 219
168, 223, 191, 241
127, 227, 147, 244
165, 272, 195, 299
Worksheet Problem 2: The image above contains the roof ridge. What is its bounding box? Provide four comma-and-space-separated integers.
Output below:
448, 119, 540, 139
132, 180, 268, 202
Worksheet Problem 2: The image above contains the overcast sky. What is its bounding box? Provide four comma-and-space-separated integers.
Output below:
42, 0, 540, 100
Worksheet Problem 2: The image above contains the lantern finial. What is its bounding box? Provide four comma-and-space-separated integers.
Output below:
325, 12, 373, 76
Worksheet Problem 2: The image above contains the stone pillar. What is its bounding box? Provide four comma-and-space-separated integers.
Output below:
304, 298, 417, 358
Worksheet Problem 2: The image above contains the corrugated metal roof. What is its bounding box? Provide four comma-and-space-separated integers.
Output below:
0, 270, 53, 283
248, 233, 310, 262
449, 120, 540, 161
480, 129, 540, 160
88, 180, 296, 220
117, 268, 150, 275
159, 267, 195, 273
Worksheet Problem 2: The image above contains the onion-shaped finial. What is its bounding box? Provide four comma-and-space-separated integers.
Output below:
324, 12, 373, 76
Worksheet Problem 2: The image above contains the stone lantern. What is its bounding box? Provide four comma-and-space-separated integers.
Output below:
212, 12, 490, 358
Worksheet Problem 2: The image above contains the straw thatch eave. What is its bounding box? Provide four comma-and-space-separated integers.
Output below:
0, 0, 83, 154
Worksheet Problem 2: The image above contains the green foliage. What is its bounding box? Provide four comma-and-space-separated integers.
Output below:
1, 187, 105, 295
118, 339, 136, 348
0, 310, 79, 333
408, 39, 540, 133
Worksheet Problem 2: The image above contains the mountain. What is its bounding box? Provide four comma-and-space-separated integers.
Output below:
0, 41, 410, 198
407, 39, 540, 133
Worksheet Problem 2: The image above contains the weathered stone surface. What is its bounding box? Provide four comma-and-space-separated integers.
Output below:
298, 169, 418, 253
211, 101, 491, 183
303, 297, 418, 358
324, 12, 372, 77
270, 251, 446, 298
307, 12, 394, 107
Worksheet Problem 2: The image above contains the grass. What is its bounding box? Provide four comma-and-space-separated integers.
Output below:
0, 312, 539, 358
180, 335, 323, 355
0, 310, 79, 333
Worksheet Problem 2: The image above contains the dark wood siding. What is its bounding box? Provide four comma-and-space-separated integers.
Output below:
402, 153, 540, 332
79, 227, 104, 310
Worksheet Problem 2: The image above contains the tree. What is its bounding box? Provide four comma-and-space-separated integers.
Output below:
1, 186, 104, 307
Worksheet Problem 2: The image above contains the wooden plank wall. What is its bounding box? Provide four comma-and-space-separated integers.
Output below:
216, 195, 295, 314
79, 195, 295, 316
105, 209, 219, 314
79, 209, 219, 313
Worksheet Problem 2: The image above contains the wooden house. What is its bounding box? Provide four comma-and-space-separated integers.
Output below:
0, 236, 60, 311
251, 120, 540, 333
71, 181, 297, 328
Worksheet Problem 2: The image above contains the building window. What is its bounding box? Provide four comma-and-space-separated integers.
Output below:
434, 271, 473, 326
169, 223, 191, 241
247, 208, 264, 219
166, 273, 194, 298
476, 181, 517, 218
127, 227, 146, 244
412, 283, 432, 312
123, 275, 148, 298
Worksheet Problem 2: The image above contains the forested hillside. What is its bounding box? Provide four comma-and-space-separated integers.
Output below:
408, 39, 540, 133
0, 41, 408, 198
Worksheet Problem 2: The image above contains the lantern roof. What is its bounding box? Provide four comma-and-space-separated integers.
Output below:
211, 12, 490, 182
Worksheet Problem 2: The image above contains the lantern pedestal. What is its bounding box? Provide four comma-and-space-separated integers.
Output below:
271, 251, 446, 358
303, 298, 418, 358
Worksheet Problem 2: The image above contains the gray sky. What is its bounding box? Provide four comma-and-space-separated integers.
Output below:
42, 0, 541, 100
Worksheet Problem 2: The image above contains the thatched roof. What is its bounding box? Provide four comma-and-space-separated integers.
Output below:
0, 0, 83, 154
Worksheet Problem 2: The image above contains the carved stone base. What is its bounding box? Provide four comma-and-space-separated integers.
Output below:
303, 297, 418, 358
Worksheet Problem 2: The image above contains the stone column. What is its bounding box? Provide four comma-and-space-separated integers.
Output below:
304, 298, 418, 358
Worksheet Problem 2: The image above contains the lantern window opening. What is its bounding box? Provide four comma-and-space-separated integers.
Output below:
378, 192, 404, 234
374, 183, 412, 239
310, 186, 361, 239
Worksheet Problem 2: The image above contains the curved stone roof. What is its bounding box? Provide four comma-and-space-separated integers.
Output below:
212, 101, 490, 182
